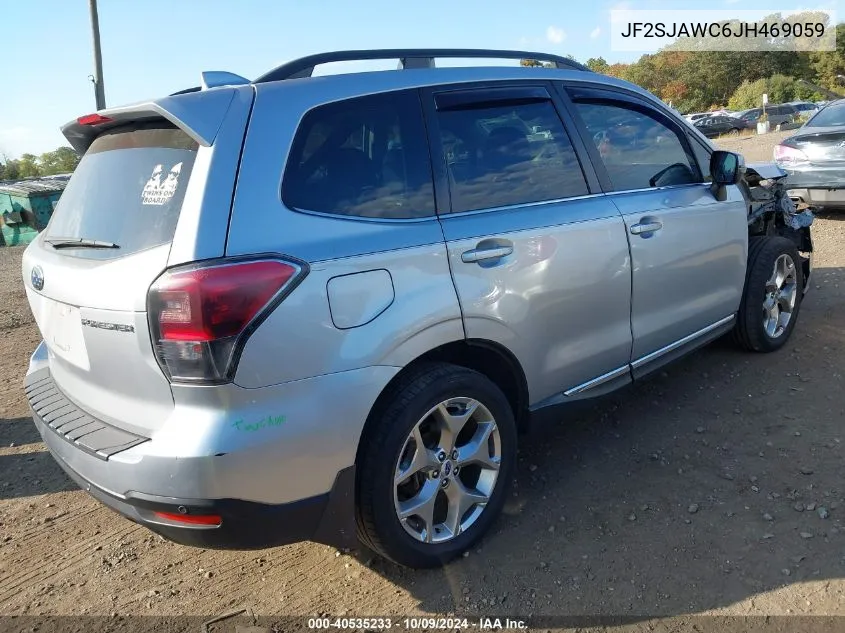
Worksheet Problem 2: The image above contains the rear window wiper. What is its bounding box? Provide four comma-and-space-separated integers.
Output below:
45, 237, 120, 250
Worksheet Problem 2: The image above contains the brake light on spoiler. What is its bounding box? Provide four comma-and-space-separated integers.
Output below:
77, 113, 114, 126
148, 257, 307, 383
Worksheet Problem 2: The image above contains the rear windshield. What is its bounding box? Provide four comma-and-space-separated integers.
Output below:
806, 103, 845, 128
44, 122, 198, 259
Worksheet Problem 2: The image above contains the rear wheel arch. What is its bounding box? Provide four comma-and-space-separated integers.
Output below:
353, 342, 525, 566
357, 339, 529, 463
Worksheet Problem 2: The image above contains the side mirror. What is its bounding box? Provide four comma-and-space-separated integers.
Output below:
710, 150, 744, 185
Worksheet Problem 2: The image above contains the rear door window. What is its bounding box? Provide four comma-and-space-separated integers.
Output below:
45, 122, 198, 259
282, 90, 435, 220
431, 89, 589, 213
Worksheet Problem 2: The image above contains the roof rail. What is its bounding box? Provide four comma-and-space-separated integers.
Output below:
254, 48, 589, 83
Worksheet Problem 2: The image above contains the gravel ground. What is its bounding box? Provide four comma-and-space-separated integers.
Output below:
716, 129, 793, 163
0, 131, 843, 632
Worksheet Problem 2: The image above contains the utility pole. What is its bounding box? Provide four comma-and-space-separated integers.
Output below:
88, 0, 106, 110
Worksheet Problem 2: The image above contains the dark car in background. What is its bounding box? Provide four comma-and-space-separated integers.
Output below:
693, 115, 745, 138
787, 101, 821, 118
739, 104, 798, 128
776, 99, 845, 209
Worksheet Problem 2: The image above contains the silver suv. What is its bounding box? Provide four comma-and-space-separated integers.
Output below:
22, 49, 812, 568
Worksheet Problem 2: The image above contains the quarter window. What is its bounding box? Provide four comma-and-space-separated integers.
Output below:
574, 101, 700, 191
283, 90, 435, 219
434, 98, 588, 213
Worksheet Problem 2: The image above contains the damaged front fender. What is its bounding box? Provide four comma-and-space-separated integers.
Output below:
740, 162, 814, 292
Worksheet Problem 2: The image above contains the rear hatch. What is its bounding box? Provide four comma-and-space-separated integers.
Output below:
23, 87, 251, 436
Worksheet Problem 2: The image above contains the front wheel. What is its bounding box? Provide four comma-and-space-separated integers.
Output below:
734, 236, 803, 352
356, 363, 516, 568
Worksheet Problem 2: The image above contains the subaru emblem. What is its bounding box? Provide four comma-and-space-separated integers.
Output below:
31, 265, 44, 291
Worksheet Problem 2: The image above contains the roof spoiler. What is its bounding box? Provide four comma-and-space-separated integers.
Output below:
61, 87, 237, 155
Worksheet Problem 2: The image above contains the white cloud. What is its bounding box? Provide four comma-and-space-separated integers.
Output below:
590, 26, 602, 39
546, 25, 566, 44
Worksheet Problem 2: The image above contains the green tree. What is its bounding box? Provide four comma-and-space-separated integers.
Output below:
1, 159, 21, 180
17, 154, 40, 178
729, 78, 771, 110
585, 57, 609, 73
809, 23, 845, 91
38, 147, 80, 175
728, 75, 826, 110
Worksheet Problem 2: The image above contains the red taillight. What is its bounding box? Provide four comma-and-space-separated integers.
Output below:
148, 259, 303, 382
77, 113, 114, 126
774, 143, 808, 166
153, 511, 222, 526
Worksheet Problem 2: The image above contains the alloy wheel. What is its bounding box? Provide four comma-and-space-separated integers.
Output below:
762, 253, 798, 339
393, 397, 501, 544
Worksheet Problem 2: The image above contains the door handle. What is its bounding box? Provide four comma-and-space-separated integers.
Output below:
461, 244, 514, 263
630, 220, 663, 235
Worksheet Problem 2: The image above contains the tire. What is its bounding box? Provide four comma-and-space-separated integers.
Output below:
356, 362, 516, 568
734, 236, 803, 352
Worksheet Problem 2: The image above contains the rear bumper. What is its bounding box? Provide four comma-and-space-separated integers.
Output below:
29, 382, 358, 550
787, 186, 845, 208
25, 344, 399, 549
783, 169, 845, 208
36, 411, 355, 549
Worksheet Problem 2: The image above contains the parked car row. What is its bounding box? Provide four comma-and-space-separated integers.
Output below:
691, 105, 797, 138
684, 101, 826, 137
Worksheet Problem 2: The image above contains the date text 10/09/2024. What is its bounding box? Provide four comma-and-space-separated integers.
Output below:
306, 617, 528, 630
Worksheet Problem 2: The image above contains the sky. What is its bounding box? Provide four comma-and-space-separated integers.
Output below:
0, 0, 837, 158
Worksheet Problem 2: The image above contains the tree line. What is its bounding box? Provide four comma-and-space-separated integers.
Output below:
0, 147, 80, 181
521, 13, 844, 114
583, 22, 845, 114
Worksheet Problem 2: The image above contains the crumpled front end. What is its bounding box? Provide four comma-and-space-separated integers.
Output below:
741, 162, 814, 292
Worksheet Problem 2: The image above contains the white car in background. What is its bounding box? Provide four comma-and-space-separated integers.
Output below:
684, 112, 709, 123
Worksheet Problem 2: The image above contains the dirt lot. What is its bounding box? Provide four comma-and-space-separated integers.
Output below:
1, 131, 844, 630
